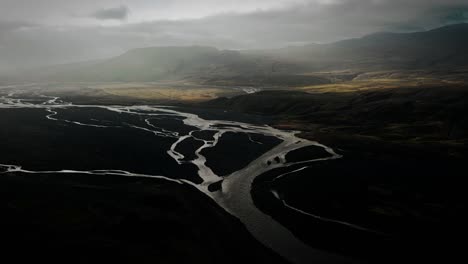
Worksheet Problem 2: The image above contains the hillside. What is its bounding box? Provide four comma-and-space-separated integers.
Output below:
32, 46, 288, 82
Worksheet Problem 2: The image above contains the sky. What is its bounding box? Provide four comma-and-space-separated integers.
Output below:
1, 0, 468, 71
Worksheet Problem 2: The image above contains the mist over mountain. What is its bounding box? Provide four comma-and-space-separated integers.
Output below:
10, 23, 468, 84
36, 46, 284, 82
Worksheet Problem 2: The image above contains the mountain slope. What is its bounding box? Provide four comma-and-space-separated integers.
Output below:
269, 23, 468, 71
40, 46, 292, 82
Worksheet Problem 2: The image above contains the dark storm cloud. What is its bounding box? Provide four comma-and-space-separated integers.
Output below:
1, 0, 468, 71
91, 5, 130, 20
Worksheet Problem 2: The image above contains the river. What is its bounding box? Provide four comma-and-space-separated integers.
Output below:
0, 85, 353, 263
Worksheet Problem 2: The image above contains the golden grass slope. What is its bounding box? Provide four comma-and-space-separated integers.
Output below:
87, 82, 241, 102
298, 71, 466, 93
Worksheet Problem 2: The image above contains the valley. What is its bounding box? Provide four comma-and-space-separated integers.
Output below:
1, 23, 468, 264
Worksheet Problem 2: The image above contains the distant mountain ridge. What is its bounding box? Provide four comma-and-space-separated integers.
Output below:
268, 23, 468, 71
20, 23, 468, 82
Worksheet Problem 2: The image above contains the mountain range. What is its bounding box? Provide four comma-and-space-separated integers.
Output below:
17, 23, 468, 83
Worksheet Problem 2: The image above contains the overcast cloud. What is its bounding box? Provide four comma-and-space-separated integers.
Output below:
1, 0, 468, 71
91, 5, 130, 21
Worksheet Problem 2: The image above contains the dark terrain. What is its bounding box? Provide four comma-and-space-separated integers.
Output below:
0, 172, 284, 264
0, 103, 287, 264
204, 85, 468, 262
2, 78, 467, 263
